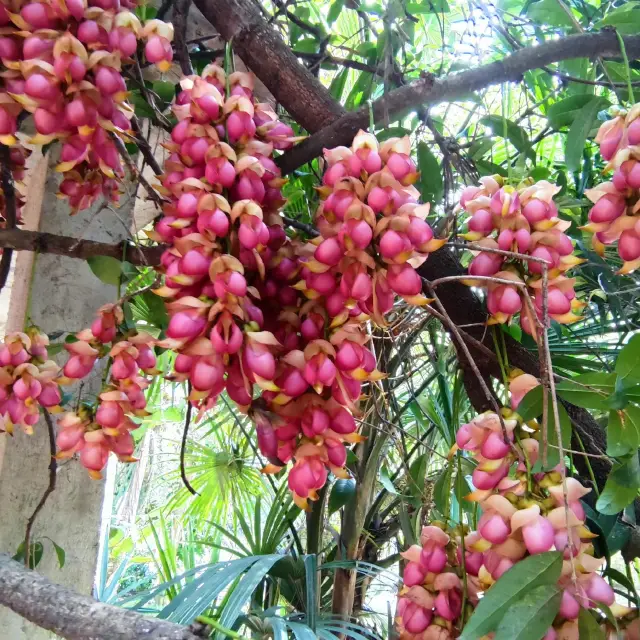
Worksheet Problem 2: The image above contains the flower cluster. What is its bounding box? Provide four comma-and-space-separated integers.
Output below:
458, 177, 584, 336
397, 525, 468, 639
56, 303, 156, 478
584, 104, 640, 274
396, 373, 622, 639
0, 327, 61, 434
149, 70, 443, 507
0, 0, 173, 210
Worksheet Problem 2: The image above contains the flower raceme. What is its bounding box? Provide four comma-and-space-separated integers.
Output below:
395, 372, 631, 639
0, 327, 62, 434
458, 177, 584, 337
145, 70, 445, 509
55, 303, 157, 478
0, 0, 174, 211
584, 104, 640, 274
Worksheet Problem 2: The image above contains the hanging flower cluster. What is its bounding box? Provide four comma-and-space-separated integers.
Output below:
146, 69, 444, 508
584, 104, 640, 274
55, 303, 156, 478
0, 0, 173, 211
395, 373, 623, 640
458, 177, 584, 336
0, 327, 61, 434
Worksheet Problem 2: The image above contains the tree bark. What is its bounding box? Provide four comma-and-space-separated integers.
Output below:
192, 0, 345, 133
0, 228, 164, 265
0, 554, 204, 640
276, 31, 640, 174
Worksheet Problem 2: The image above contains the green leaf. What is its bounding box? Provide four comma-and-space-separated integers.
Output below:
596, 454, 640, 516
304, 554, 317, 633
327, 0, 344, 23
578, 608, 606, 639
152, 80, 175, 105
616, 334, 640, 382
565, 98, 602, 171
87, 256, 122, 286
49, 539, 66, 569
547, 96, 610, 129
527, 0, 575, 27
516, 386, 543, 421
480, 115, 533, 159
379, 465, 399, 495
597, 3, 640, 34
377, 126, 411, 141
555, 372, 616, 410
328, 478, 356, 514
607, 402, 640, 457
417, 142, 443, 206
493, 585, 561, 640
295, 38, 319, 54
406, 0, 450, 12
460, 552, 563, 640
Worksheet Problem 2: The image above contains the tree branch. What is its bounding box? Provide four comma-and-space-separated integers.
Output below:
0, 554, 204, 640
0, 228, 165, 266
276, 31, 640, 174
173, 0, 195, 76
191, 0, 345, 133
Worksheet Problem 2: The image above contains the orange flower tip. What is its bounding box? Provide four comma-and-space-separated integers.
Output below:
49, 405, 64, 414
342, 432, 366, 443
261, 463, 283, 475
55, 451, 73, 460
402, 294, 430, 306
308, 489, 320, 501
460, 278, 479, 287
57, 376, 74, 386
425, 238, 448, 252
447, 443, 459, 460
119, 456, 138, 463
56, 160, 78, 173
102, 427, 121, 436
5, 424, 13, 436
292, 494, 310, 511
88, 470, 103, 480
0, 134, 16, 146
156, 60, 172, 72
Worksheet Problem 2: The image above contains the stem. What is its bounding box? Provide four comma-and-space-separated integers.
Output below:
23, 409, 57, 568
616, 30, 635, 103
180, 386, 199, 496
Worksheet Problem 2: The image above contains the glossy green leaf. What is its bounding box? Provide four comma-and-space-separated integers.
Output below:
50, 538, 66, 569
328, 478, 356, 514
565, 98, 602, 171
578, 608, 606, 639
87, 256, 122, 286
417, 142, 443, 206
152, 80, 175, 105
329, 68, 349, 101
616, 334, 640, 381
460, 552, 563, 639
493, 585, 561, 640
555, 372, 616, 410
517, 386, 544, 421
547, 96, 609, 129
596, 454, 640, 515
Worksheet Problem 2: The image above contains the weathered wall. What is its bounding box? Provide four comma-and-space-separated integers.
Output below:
0, 151, 135, 639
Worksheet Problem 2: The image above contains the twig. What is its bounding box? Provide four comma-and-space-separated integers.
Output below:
23, 409, 57, 568
130, 116, 164, 177
112, 135, 167, 208
180, 388, 199, 496
282, 216, 319, 237
424, 283, 511, 444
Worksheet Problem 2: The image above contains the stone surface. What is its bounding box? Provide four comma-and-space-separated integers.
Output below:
0, 152, 134, 639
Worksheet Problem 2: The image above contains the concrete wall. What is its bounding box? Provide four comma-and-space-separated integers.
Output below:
0, 152, 134, 639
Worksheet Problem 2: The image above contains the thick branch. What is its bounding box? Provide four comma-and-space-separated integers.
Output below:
0, 228, 164, 266
0, 554, 203, 640
192, 0, 345, 132
277, 31, 640, 173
